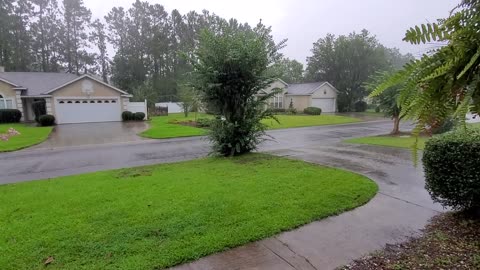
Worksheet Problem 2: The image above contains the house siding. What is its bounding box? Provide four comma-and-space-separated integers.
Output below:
0, 80, 17, 106
50, 77, 124, 117
311, 84, 337, 98
285, 95, 310, 111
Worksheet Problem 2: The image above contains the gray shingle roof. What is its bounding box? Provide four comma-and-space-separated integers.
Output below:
0, 72, 79, 96
286, 82, 326, 95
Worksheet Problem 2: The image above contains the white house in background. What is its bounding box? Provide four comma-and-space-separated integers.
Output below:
0, 70, 147, 124
259, 79, 338, 113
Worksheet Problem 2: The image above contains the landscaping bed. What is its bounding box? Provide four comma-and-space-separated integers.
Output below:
0, 123, 53, 152
0, 154, 377, 269
340, 213, 480, 270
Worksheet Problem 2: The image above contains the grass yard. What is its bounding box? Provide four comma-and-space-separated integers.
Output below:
264, 114, 361, 129
140, 113, 210, 139
0, 154, 377, 269
142, 113, 361, 139
345, 135, 427, 150
0, 123, 53, 152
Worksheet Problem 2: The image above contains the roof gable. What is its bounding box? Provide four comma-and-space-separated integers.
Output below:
45, 75, 129, 95
286, 81, 338, 96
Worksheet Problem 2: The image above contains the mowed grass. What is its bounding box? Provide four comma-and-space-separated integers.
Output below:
0, 123, 53, 152
0, 154, 377, 270
140, 113, 210, 139
345, 135, 428, 150
142, 113, 361, 139
264, 114, 361, 129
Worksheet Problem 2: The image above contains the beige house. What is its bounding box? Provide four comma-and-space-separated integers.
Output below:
260, 79, 338, 112
0, 71, 135, 124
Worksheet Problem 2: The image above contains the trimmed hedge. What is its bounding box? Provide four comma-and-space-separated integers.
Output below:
38, 114, 55, 126
122, 111, 134, 121
32, 100, 46, 123
196, 118, 212, 128
134, 112, 145, 121
122, 111, 145, 121
0, 109, 22, 123
354, 101, 368, 112
303, 107, 322, 115
422, 129, 480, 211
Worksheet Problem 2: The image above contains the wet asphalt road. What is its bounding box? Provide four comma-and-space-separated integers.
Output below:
0, 120, 443, 269
2, 120, 397, 184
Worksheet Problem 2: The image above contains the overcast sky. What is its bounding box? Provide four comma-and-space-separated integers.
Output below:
85, 0, 458, 65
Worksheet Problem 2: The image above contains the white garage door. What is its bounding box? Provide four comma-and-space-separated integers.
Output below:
311, 98, 335, 113
55, 98, 122, 124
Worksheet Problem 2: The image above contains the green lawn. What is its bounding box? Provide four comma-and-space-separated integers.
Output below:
264, 114, 361, 129
345, 135, 427, 150
0, 154, 377, 269
0, 123, 53, 152
142, 113, 361, 139
140, 113, 210, 139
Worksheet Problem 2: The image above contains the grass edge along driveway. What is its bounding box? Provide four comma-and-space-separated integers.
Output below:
141, 113, 361, 139
0, 153, 377, 269
0, 123, 53, 152
344, 135, 427, 150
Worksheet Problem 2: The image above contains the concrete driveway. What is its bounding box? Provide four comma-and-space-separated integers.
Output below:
32, 121, 150, 149
0, 120, 442, 270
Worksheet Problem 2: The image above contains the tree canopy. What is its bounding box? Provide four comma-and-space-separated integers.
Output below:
370, 0, 480, 136
306, 30, 412, 112
191, 23, 285, 156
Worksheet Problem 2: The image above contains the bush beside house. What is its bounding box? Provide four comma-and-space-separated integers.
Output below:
0, 109, 22, 123
303, 107, 322, 115
122, 111, 145, 121
38, 115, 56, 126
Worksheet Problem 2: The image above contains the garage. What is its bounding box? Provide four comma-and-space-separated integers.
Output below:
55, 98, 122, 124
311, 98, 335, 113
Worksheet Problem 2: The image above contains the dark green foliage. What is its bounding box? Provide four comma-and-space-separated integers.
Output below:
270, 108, 286, 114
134, 112, 145, 121
354, 101, 368, 112
375, 106, 380, 113
303, 107, 322, 115
306, 30, 413, 112
121, 111, 133, 121
196, 118, 212, 128
431, 118, 456, 135
38, 114, 55, 126
192, 24, 285, 156
370, 0, 480, 137
32, 100, 47, 123
422, 129, 480, 211
267, 58, 304, 83
0, 109, 22, 123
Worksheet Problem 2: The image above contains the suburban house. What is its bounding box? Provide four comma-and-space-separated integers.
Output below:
0, 70, 142, 124
260, 79, 338, 113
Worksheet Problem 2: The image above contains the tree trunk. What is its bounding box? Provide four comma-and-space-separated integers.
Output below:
391, 115, 400, 135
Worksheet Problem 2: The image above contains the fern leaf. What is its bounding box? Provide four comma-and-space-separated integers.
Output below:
457, 49, 480, 79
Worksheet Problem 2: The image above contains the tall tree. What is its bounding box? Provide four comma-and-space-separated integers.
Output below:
268, 58, 304, 83
60, 0, 92, 74
90, 19, 109, 82
306, 30, 391, 112
191, 24, 284, 156
30, 0, 61, 72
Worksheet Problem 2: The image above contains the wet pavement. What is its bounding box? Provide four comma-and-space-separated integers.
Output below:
0, 120, 443, 270
31, 121, 150, 149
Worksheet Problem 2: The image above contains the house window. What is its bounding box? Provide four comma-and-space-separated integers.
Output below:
270, 93, 283, 109
0, 94, 13, 109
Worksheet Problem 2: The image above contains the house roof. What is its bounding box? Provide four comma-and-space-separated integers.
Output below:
0, 72, 79, 96
286, 81, 337, 95
0, 72, 130, 96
